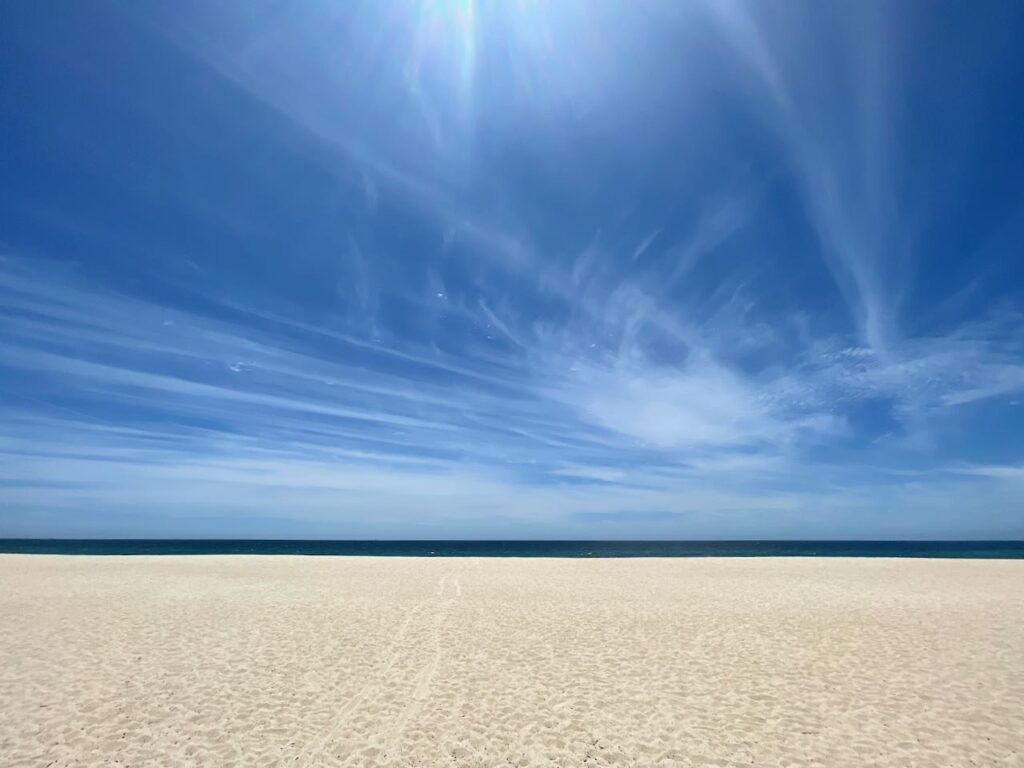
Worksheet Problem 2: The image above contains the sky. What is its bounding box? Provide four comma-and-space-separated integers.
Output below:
1, 1, 1023, 539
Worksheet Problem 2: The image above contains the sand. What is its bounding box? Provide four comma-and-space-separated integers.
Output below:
0, 556, 1021, 767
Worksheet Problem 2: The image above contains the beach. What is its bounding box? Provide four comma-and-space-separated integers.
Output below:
1, 556, 1021, 767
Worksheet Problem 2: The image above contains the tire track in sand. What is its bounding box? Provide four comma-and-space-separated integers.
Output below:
380, 573, 461, 762
296, 573, 461, 767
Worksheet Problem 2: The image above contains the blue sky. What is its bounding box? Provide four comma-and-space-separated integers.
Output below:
2, 1, 1023, 539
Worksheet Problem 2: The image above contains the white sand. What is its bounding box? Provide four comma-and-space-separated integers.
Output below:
0, 556, 1021, 767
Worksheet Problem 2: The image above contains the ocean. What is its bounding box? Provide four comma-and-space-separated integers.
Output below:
0, 539, 1022, 558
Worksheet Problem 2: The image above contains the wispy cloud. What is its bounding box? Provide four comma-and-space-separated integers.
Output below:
1, 1, 1022, 537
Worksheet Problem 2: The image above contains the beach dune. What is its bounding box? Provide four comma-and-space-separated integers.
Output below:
1, 555, 1021, 767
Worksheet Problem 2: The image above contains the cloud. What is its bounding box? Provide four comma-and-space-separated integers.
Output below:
559, 355, 829, 451
573, 511, 684, 524
953, 464, 1024, 481
2, 2, 1023, 538
701, 0, 897, 354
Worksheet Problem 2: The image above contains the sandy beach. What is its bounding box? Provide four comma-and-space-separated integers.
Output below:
1, 556, 1021, 767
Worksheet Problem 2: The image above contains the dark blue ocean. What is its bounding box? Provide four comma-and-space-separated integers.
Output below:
1, 540, 1022, 558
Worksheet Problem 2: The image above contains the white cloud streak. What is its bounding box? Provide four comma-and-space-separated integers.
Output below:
2, 2, 1022, 536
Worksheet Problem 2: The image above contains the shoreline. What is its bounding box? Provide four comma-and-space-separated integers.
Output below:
2, 538, 1022, 560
